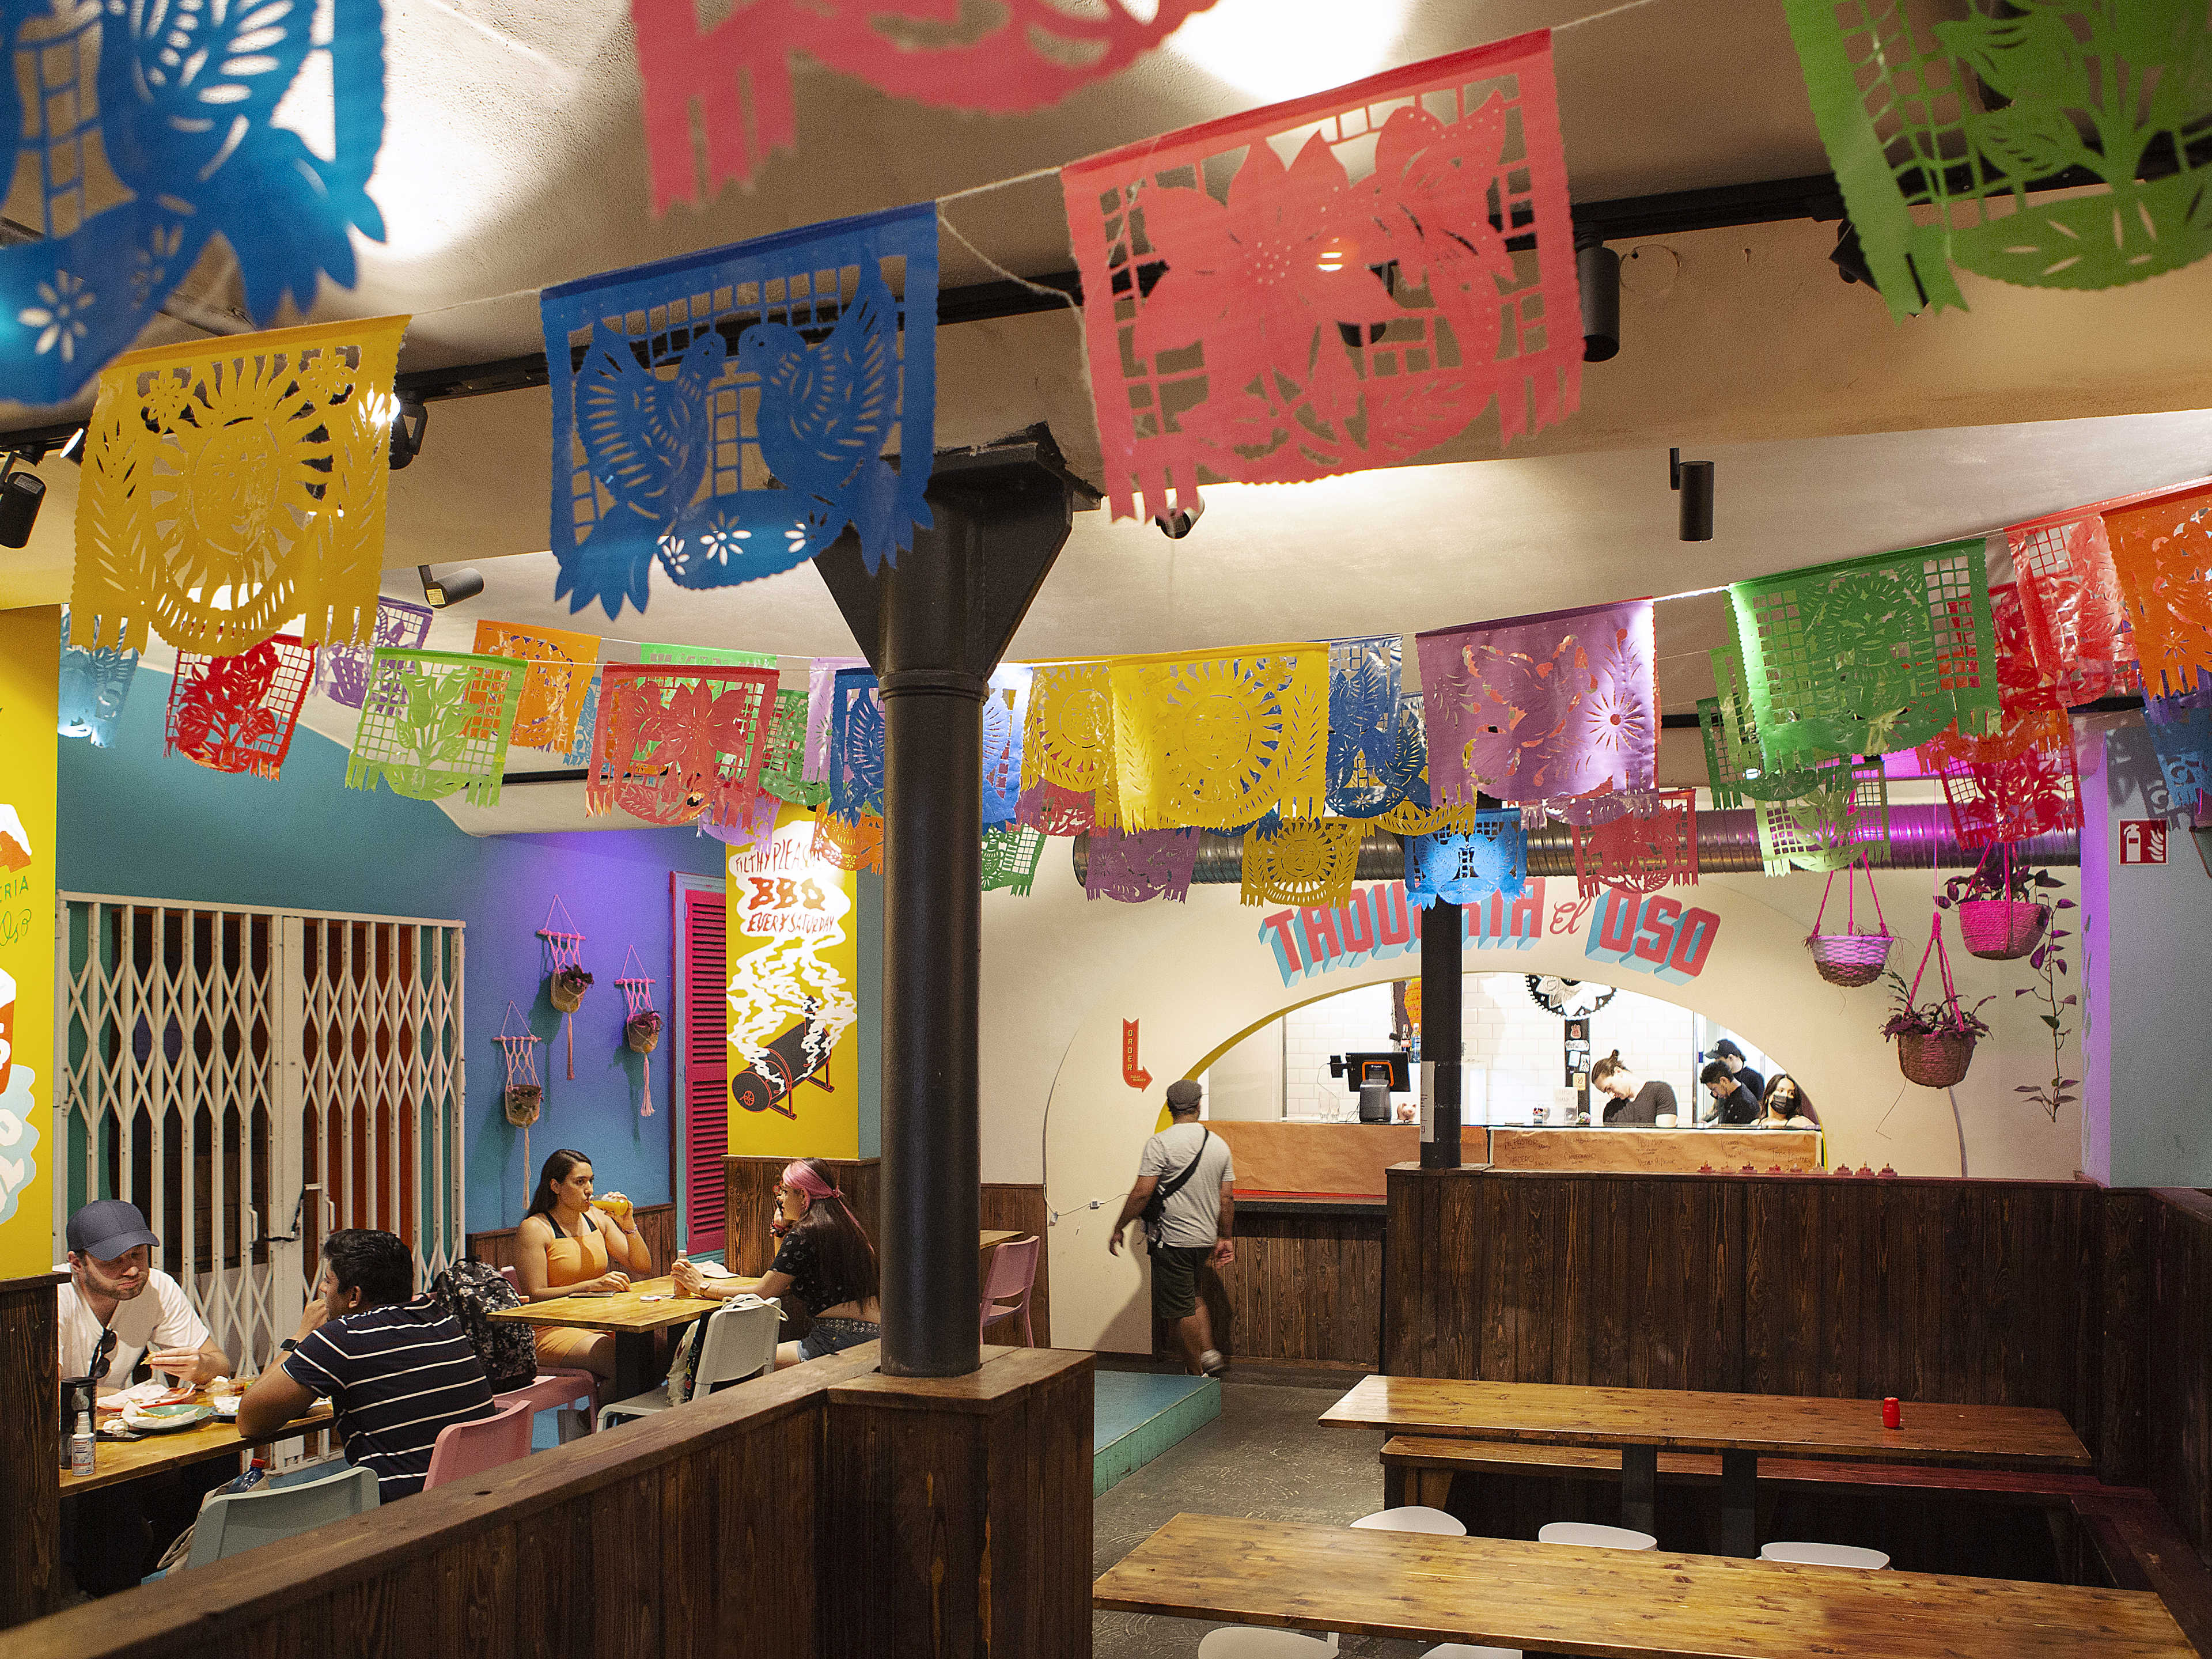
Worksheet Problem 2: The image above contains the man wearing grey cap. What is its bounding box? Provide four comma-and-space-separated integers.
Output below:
1109, 1078, 1236, 1377
60, 1199, 232, 1395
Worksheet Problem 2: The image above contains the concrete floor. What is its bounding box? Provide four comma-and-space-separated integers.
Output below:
1092, 1365, 1434, 1659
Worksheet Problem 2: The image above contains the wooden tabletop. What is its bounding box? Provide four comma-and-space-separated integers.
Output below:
1094, 1514, 2192, 1658
1321, 1376, 2092, 1468
60, 1400, 336, 1495
488, 1275, 724, 1335
980, 1230, 1022, 1249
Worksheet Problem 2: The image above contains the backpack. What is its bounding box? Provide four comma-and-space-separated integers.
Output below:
430, 1259, 537, 1391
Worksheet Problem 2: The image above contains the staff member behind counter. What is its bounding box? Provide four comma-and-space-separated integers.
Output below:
1698, 1060, 1763, 1126
1589, 1052, 1679, 1126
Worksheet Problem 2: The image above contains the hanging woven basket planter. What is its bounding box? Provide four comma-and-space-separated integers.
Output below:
1805, 856, 1893, 988
625, 1010, 662, 1055
502, 1083, 542, 1127
1956, 899, 2048, 961
550, 964, 593, 1013
1896, 1029, 1976, 1089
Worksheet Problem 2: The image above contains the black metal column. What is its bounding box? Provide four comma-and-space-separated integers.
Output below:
817, 430, 1096, 1377
1419, 898, 1462, 1169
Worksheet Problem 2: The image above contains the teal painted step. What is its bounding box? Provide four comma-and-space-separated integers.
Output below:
1094, 1371, 1221, 1497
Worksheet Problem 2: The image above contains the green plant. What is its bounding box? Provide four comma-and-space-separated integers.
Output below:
2014, 897, 2079, 1121
1878, 968, 1993, 1041
1936, 847, 2061, 908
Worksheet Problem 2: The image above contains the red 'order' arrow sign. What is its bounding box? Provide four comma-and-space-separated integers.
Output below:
1122, 1021, 1151, 1090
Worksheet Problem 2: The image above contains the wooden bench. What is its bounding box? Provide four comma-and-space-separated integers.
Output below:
2077, 1492, 2212, 1657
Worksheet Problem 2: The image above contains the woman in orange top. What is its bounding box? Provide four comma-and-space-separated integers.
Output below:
514, 1147, 653, 1380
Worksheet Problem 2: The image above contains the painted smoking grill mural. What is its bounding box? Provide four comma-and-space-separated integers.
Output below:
57, 899, 464, 1369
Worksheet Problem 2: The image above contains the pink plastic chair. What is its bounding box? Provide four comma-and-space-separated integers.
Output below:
979, 1236, 1041, 1344
422, 1398, 535, 1490
495, 1264, 601, 1427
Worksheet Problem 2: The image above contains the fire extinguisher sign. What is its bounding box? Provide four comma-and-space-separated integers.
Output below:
2119, 820, 2168, 866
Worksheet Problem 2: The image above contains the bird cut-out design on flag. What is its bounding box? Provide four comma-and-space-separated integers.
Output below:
540, 205, 938, 619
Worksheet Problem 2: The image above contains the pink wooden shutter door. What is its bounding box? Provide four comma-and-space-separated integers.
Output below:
681, 886, 728, 1252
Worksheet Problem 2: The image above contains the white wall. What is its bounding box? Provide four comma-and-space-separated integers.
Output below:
1205, 1021, 1283, 1121
983, 860, 2086, 1353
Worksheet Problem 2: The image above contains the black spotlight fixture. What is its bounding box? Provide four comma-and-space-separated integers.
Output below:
1828, 219, 1878, 289
389, 393, 429, 470
1575, 224, 1620, 362
418, 562, 484, 608
1670, 447, 1713, 543
0, 453, 47, 549
1154, 496, 1204, 539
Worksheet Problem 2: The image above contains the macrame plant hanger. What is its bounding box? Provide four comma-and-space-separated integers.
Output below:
539, 895, 590, 1080
616, 944, 661, 1116
497, 1001, 545, 1207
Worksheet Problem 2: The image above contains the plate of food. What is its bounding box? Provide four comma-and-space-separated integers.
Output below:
122, 1401, 215, 1434
210, 1395, 241, 1419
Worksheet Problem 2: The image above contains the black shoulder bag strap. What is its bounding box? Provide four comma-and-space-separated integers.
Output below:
1142, 1128, 1212, 1242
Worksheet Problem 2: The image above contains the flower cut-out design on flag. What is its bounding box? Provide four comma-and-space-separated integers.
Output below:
983, 666, 1032, 828
2003, 510, 2140, 704
72, 317, 410, 658
2101, 480, 2212, 699
541, 206, 937, 619
1085, 828, 1201, 904
1060, 32, 1581, 524
982, 824, 1048, 896
760, 689, 830, 809
804, 657, 869, 783
1241, 817, 1364, 908
1783, 0, 2212, 319
1729, 539, 1999, 769
1755, 761, 1891, 877
2146, 669, 2211, 814
584, 662, 780, 827
1403, 813, 1526, 907
1109, 646, 1328, 830
1572, 789, 1698, 899
1922, 707, 2082, 850
472, 620, 602, 752
0, 0, 388, 406
1417, 600, 1655, 814
828, 668, 885, 825
165, 636, 316, 780
630, 0, 1221, 209
811, 808, 882, 873
317, 597, 433, 711
346, 650, 528, 809
1325, 637, 1419, 818
58, 609, 137, 748
1019, 662, 1120, 834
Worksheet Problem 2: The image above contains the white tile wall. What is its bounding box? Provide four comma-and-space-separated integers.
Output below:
1273, 974, 1702, 1123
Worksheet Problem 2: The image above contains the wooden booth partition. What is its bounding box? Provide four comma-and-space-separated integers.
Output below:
1164, 1198, 1388, 1371
0, 1343, 1096, 1659
1382, 1167, 2147, 1484
1, 1272, 66, 1626
2146, 1189, 2212, 1565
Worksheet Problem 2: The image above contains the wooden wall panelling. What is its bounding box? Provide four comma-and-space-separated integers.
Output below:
2147, 1190, 2212, 1566
2096, 1190, 2151, 1488
1, 1272, 64, 1628
465, 1203, 680, 1284
1188, 1210, 1385, 1368
980, 1183, 1050, 1346
722, 1157, 881, 1278
820, 1347, 1093, 1659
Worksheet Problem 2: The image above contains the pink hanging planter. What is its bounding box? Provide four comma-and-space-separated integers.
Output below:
1805, 857, 1893, 988
1956, 899, 2048, 961
1896, 1029, 1977, 1089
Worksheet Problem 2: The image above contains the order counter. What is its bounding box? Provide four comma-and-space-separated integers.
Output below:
1485, 1126, 1824, 1175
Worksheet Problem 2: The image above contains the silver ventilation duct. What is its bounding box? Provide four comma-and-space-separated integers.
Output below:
1070, 806, 2078, 888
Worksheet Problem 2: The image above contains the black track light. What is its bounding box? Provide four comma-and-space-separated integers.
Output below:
418, 562, 484, 608
1575, 224, 1620, 363
390, 394, 429, 471
0, 454, 47, 548
1154, 497, 1204, 539
1670, 447, 1713, 542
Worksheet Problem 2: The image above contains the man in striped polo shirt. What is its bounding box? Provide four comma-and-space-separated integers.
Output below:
237, 1229, 495, 1500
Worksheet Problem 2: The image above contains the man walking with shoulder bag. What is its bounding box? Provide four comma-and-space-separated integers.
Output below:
1109, 1078, 1236, 1376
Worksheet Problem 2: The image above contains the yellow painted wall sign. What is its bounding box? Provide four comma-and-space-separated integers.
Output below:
0, 607, 59, 1277
725, 802, 860, 1160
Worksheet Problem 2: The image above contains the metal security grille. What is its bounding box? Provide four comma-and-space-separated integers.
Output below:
55, 896, 465, 1372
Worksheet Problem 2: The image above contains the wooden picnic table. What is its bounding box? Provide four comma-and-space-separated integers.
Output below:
1093, 1513, 2195, 1658
1322, 1376, 2091, 1556
59, 1401, 336, 1496
488, 1275, 721, 1400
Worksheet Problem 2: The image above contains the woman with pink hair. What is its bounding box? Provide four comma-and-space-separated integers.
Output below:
673, 1158, 880, 1366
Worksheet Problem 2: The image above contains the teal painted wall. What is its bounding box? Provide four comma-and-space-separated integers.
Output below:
57, 666, 727, 1235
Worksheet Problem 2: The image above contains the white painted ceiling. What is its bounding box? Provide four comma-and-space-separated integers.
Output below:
10, 0, 2212, 834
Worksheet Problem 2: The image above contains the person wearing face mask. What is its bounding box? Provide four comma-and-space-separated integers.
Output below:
1759, 1073, 1820, 1129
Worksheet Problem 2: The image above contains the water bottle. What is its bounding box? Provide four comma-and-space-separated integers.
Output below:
69, 1404, 95, 1478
